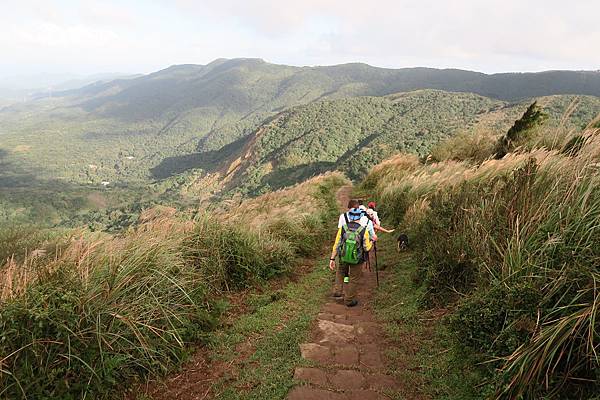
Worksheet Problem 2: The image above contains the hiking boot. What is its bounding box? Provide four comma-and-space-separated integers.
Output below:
332, 292, 343, 298
346, 300, 358, 307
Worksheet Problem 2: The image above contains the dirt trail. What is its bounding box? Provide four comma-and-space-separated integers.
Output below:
133, 185, 414, 400
335, 185, 352, 211
286, 185, 405, 400
286, 270, 400, 400
130, 185, 355, 400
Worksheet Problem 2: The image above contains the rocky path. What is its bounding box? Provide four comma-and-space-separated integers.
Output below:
287, 269, 399, 400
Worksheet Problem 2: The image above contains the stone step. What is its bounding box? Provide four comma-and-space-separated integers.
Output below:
287, 386, 388, 400
293, 367, 400, 392
299, 342, 385, 369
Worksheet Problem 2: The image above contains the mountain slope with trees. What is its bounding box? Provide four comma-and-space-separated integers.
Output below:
2, 58, 600, 228
182, 92, 600, 196
2, 59, 600, 189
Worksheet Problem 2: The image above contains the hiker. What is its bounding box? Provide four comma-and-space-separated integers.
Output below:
329, 199, 375, 307
366, 201, 394, 234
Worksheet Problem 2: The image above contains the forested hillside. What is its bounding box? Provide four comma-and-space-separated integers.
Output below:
2, 58, 600, 229
2, 58, 600, 189
191, 92, 600, 195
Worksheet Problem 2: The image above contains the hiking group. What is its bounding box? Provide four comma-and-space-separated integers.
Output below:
329, 199, 394, 307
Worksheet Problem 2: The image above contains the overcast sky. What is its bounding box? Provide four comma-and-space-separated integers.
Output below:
1, 0, 599, 79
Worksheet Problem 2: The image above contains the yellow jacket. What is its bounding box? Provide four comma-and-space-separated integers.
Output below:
332, 224, 373, 255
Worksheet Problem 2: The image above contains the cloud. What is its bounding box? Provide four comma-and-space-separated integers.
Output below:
0, 0, 599, 76
167, 0, 600, 71
3, 22, 118, 48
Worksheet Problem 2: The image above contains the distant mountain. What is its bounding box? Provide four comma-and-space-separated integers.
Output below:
0, 72, 138, 103
58, 60, 600, 112
1, 58, 600, 196
46, 60, 600, 155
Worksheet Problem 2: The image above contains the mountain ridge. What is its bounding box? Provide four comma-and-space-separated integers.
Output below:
2, 58, 600, 227
52, 58, 600, 104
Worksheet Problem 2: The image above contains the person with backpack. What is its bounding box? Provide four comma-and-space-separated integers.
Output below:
329, 199, 375, 307
366, 201, 394, 234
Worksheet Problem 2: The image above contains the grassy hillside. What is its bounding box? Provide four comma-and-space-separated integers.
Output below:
360, 112, 600, 398
0, 172, 347, 399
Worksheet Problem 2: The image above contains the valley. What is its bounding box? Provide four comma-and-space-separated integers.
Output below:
2, 59, 600, 230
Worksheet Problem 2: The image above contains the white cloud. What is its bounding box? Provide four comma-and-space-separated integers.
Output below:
0, 0, 599, 76
4, 22, 118, 48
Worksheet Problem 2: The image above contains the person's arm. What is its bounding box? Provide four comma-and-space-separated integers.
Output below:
329, 227, 343, 270
374, 224, 395, 233
367, 220, 377, 241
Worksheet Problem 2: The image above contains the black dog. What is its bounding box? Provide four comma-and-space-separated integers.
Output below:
397, 233, 409, 251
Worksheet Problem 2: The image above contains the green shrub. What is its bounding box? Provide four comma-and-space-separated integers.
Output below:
495, 101, 547, 158
379, 186, 414, 226
183, 217, 293, 290
0, 231, 220, 399
265, 215, 325, 258
449, 282, 540, 357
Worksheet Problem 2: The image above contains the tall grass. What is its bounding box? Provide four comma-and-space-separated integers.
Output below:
1, 224, 218, 399
362, 123, 600, 397
0, 174, 345, 399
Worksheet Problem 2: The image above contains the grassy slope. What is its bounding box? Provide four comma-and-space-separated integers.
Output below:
361, 117, 600, 398
372, 235, 486, 399
0, 173, 345, 399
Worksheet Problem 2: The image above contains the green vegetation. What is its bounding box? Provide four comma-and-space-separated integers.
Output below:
372, 236, 486, 399
227, 90, 503, 195
495, 101, 547, 158
2, 57, 600, 228
0, 174, 344, 399
2, 58, 600, 399
206, 260, 331, 399
361, 120, 600, 397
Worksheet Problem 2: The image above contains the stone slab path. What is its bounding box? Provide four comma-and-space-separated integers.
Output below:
287, 269, 399, 400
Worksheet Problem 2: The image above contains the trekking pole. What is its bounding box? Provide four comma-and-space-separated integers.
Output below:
374, 242, 379, 287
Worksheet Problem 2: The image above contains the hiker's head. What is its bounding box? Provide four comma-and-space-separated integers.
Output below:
347, 199, 359, 209
368, 201, 376, 210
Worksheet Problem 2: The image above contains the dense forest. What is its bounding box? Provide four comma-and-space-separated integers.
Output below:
2, 79, 600, 230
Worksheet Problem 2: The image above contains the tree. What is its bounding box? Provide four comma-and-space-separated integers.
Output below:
495, 101, 547, 159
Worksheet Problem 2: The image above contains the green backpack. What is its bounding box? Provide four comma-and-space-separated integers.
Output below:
338, 220, 366, 265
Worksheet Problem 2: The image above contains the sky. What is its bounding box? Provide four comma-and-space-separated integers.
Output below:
1, 0, 599, 81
